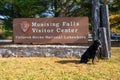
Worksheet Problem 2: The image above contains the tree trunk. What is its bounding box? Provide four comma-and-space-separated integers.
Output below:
91, 0, 100, 40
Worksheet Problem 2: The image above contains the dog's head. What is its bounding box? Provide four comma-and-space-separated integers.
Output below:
94, 40, 101, 46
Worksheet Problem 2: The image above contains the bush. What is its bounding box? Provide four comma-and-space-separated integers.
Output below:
0, 29, 12, 39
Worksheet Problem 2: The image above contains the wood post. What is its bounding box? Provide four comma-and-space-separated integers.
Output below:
100, 4, 111, 58
99, 27, 109, 58
92, 0, 111, 58
91, 0, 100, 40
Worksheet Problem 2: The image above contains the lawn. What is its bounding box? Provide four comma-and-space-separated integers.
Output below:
0, 47, 120, 80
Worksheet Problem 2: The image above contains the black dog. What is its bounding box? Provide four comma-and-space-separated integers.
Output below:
80, 40, 101, 64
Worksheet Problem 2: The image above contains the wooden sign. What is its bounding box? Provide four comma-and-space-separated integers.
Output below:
13, 17, 88, 44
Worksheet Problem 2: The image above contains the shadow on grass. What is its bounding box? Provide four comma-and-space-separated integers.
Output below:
56, 60, 99, 65
55, 60, 80, 64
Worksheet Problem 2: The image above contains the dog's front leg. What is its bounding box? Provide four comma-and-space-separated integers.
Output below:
92, 57, 95, 64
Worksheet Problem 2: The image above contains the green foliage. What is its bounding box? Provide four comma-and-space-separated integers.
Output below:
109, 0, 120, 13
0, 0, 51, 38
0, 0, 120, 38
53, 0, 90, 17
76, 0, 81, 3
110, 14, 120, 33
13, 0, 49, 18
0, 0, 50, 30
0, 29, 12, 39
109, 0, 120, 33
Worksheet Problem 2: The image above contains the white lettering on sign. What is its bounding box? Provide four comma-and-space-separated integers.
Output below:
32, 22, 60, 27
62, 21, 80, 27
56, 28, 78, 33
32, 28, 54, 33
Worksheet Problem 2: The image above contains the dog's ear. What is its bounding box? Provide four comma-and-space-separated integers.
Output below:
94, 40, 101, 45
97, 40, 101, 45
93, 40, 98, 44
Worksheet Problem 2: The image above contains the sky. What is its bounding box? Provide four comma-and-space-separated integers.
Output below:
0, 15, 4, 19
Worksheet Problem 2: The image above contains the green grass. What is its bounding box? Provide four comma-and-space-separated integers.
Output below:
0, 47, 120, 80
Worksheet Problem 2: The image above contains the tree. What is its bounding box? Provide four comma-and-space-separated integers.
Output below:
0, 0, 50, 30
109, 14, 120, 33
109, 0, 120, 14
109, 0, 120, 33
53, 0, 91, 17
1, 0, 120, 37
